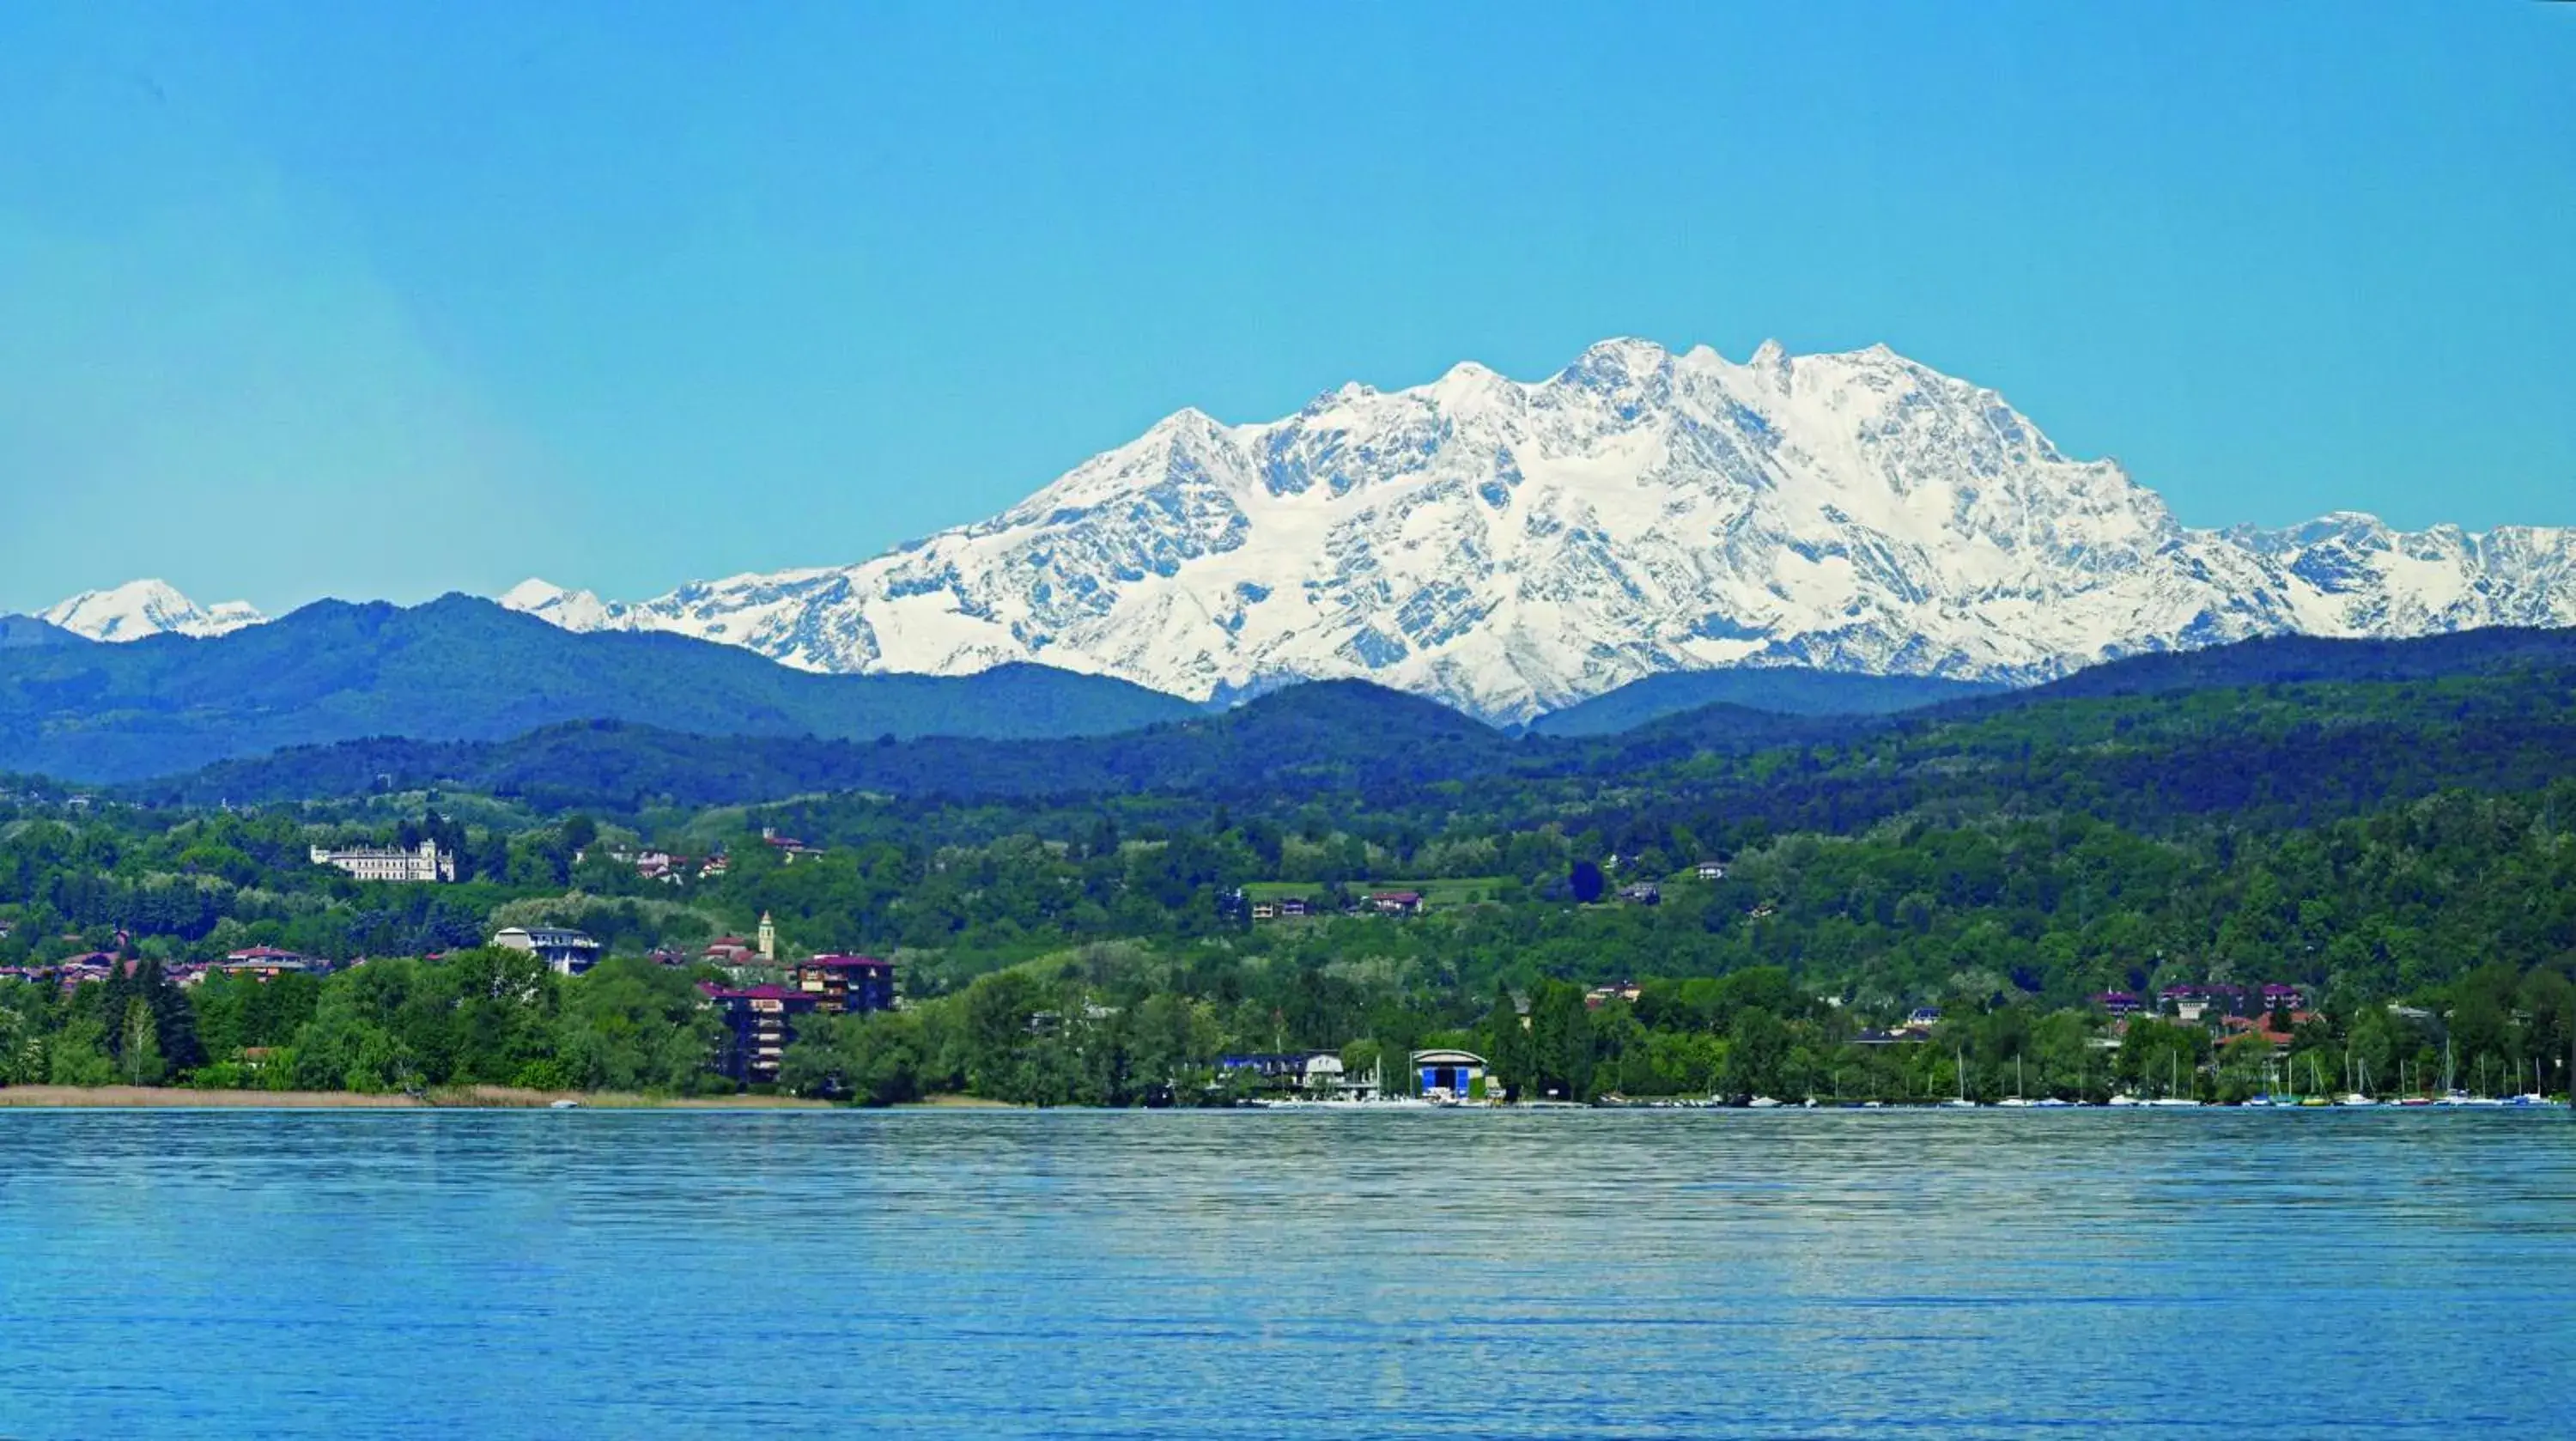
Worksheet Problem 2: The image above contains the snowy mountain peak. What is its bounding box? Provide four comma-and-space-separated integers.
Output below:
496, 579, 614, 632
39, 580, 266, 643
484, 337, 2573, 720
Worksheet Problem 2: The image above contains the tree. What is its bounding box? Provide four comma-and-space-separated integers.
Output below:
1527, 981, 1595, 1101
1484, 990, 1533, 1097
1570, 860, 1606, 905
47, 1014, 117, 1086
119, 999, 166, 1086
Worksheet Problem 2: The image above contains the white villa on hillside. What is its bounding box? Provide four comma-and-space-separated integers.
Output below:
310, 839, 455, 883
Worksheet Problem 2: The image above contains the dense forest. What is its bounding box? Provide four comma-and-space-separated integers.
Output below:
6, 640, 2576, 1104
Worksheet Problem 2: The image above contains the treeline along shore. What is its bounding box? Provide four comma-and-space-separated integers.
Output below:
5, 634, 2576, 1108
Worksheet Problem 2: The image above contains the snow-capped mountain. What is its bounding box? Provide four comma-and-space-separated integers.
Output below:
39, 580, 266, 643
492, 337, 2574, 722
496, 579, 615, 633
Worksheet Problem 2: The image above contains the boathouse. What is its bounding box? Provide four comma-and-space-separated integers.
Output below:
1411, 1048, 1488, 1097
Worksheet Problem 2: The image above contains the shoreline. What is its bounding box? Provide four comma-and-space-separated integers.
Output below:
3, 1085, 2561, 1113
0, 1085, 837, 1110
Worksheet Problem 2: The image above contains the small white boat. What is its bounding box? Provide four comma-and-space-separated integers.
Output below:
2338, 1093, 2377, 1107
1747, 1096, 1784, 1109
549, 1098, 580, 1110
2107, 1093, 2142, 1108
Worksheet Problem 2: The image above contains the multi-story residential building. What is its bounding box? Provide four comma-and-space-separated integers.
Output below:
490, 927, 603, 976
706, 952, 897, 1085
789, 955, 896, 1013
702, 984, 823, 1085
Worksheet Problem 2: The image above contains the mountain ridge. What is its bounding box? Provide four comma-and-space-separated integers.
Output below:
39, 580, 266, 642
118, 623, 2576, 814
0, 594, 1197, 782
493, 337, 2576, 721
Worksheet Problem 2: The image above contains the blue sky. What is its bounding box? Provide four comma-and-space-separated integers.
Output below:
3, 0, 2569, 617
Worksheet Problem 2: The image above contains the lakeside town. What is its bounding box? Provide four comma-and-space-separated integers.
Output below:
3, 827, 2567, 1110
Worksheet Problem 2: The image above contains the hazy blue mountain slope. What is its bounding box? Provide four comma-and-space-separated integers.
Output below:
136, 679, 1520, 808
0, 616, 90, 650
0, 595, 1195, 781
1528, 667, 2000, 736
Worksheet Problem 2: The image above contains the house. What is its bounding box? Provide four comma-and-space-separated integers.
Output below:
1617, 882, 1662, 906
1368, 891, 1425, 916
704, 913, 779, 969
1279, 897, 1311, 918
2258, 982, 2306, 1015
310, 839, 455, 883
759, 828, 823, 862
1249, 901, 1278, 921
1694, 860, 1728, 881
789, 954, 896, 1014
701, 982, 825, 1085
491, 927, 603, 976
1218, 1052, 1346, 1093
628, 849, 695, 884
1584, 981, 1643, 1010
2221, 1012, 2305, 1051
1412, 1048, 1489, 1099
206, 946, 320, 983
2160, 983, 2255, 1019
2092, 990, 2143, 1016
54, 952, 118, 991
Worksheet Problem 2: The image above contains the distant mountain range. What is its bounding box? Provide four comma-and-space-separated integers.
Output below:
483, 337, 2576, 722
0, 595, 1195, 783
38, 579, 265, 642
28, 337, 2575, 727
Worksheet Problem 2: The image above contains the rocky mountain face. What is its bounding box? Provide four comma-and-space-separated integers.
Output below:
39, 580, 266, 643
496, 338, 2576, 722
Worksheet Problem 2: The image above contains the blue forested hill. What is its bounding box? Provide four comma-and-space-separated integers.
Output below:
0, 595, 1196, 781
0, 615, 89, 650
137, 678, 1523, 809
63, 619, 2576, 808
124, 633, 2576, 850
1949, 626, 2576, 707
1526, 667, 1998, 736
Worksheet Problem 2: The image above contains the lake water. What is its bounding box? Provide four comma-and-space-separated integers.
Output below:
1, 1109, 2571, 1438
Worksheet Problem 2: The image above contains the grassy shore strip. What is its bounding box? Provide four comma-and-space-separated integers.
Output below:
0, 1085, 835, 1110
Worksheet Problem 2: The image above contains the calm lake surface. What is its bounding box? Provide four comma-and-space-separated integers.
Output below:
2, 1109, 2571, 1438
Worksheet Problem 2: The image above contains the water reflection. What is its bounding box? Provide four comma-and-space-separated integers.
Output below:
0, 1110, 2568, 1438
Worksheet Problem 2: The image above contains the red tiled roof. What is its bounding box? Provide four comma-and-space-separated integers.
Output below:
699, 982, 817, 1003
